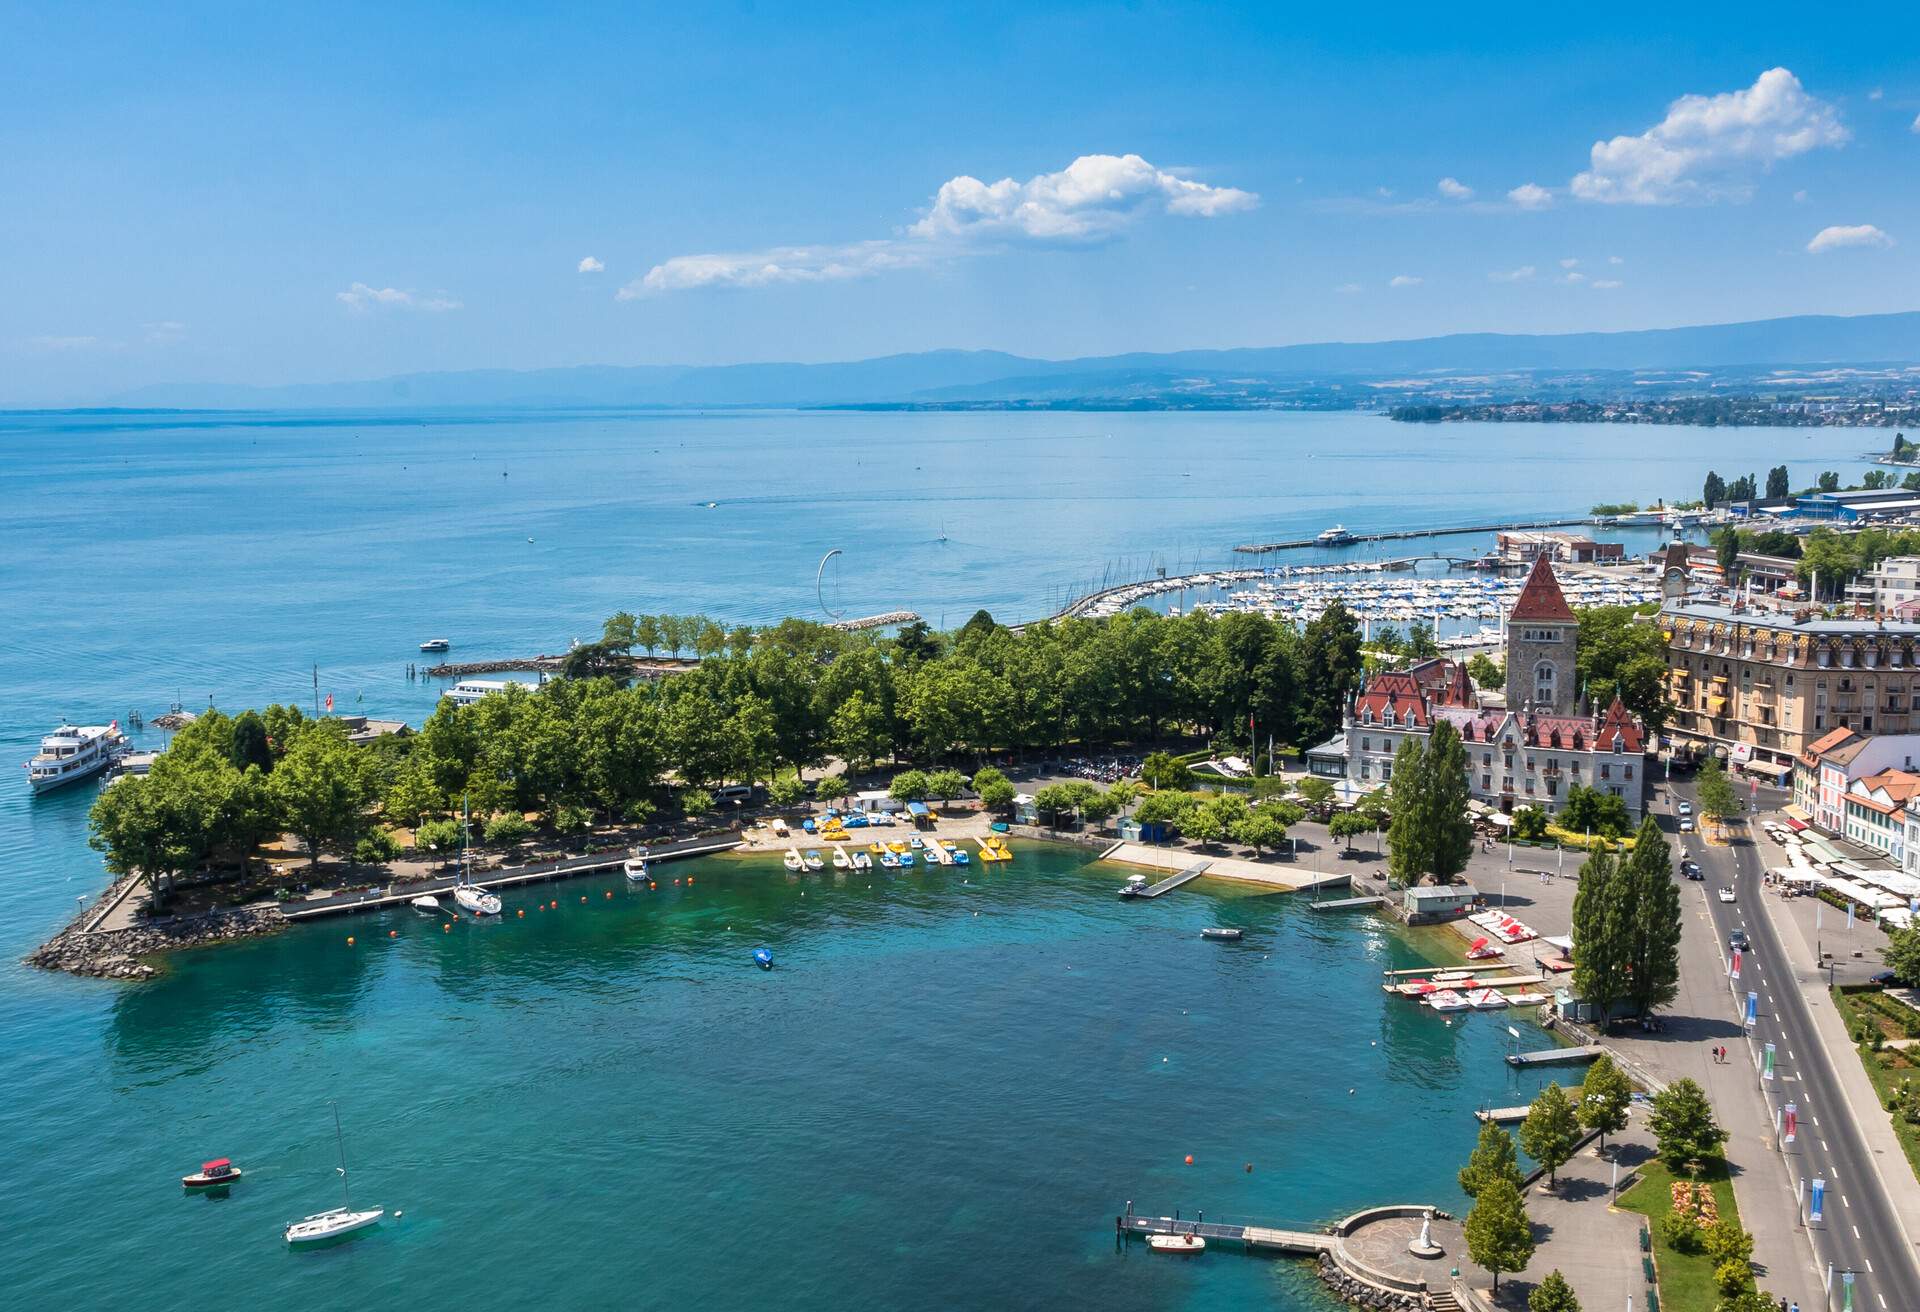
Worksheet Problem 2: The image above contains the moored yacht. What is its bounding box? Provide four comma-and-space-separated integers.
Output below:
25, 722, 129, 793
1315, 524, 1355, 546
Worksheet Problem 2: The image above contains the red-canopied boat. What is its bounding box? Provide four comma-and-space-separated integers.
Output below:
182, 1158, 242, 1189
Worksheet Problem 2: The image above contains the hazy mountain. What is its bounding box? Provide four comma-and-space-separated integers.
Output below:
112, 311, 1920, 410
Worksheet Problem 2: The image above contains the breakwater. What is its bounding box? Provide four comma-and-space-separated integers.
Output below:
1233, 516, 1607, 554
422, 655, 698, 679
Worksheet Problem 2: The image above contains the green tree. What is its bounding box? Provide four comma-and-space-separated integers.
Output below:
353, 827, 401, 864
1647, 1078, 1727, 1177
829, 690, 892, 776
1695, 759, 1739, 826
1294, 776, 1335, 817
269, 721, 379, 866
1385, 734, 1430, 886
1139, 751, 1194, 792
973, 766, 1016, 813
1183, 802, 1225, 847
1571, 845, 1629, 1021
1328, 810, 1375, 850
1885, 923, 1920, 988
1511, 805, 1549, 840
412, 817, 461, 857
1466, 653, 1505, 690
1423, 720, 1474, 881
1574, 606, 1672, 734
1714, 1290, 1781, 1312
1713, 526, 1740, 576
767, 774, 809, 808
1703, 470, 1727, 508
1458, 1121, 1524, 1199
1519, 1082, 1581, 1189
1818, 469, 1840, 493
1528, 1270, 1581, 1312
926, 768, 969, 802
483, 812, 534, 845
1463, 1177, 1535, 1292
230, 709, 274, 774
679, 787, 715, 817
888, 769, 930, 801
1300, 601, 1363, 745
1623, 817, 1683, 1015
815, 774, 853, 805
1765, 464, 1790, 500
1703, 1218, 1754, 1278
1231, 810, 1288, 855
1577, 1053, 1632, 1148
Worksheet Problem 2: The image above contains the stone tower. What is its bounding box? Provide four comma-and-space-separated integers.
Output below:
1505, 555, 1580, 714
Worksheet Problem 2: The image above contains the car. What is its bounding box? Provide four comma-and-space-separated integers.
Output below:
1717, 887, 1736, 903
1680, 860, 1702, 880
1729, 929, 1750, 952
1679, 817, 1695, 832
1678, 801, 1693, 816
1869, 969, 1898, 987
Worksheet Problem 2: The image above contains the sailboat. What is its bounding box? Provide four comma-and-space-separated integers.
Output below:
284, 1102, 385, 1245
449, 797, 501, 916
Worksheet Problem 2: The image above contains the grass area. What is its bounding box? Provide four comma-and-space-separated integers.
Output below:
1616, 1155, 1745, 1312
1830, 987, 1920, 1185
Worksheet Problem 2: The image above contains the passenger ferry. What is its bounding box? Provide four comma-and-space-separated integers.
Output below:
25, 722, 129, 793
1315, 524, 1356, 547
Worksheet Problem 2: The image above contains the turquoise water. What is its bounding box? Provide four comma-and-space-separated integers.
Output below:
0, 409, 1871, 1306
7, 847, 1566, 1309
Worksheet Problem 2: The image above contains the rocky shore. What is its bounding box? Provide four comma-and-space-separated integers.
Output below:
1315, 1254, 1427, 1311
26, 886, 286, 981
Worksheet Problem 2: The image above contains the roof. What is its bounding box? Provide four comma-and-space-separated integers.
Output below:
1406, 883, 1478, 901
1438, 699, 1646, 754
1510, 555, 1576, 623
1800, 727, 1860, 768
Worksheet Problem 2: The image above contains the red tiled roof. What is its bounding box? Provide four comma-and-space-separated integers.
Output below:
1510, 555, 1576, 623
1799, 726, 1859, 768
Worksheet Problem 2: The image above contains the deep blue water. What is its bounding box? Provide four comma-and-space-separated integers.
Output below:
0, 409, 1873, 1307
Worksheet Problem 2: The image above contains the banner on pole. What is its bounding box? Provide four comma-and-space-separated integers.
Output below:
1745, 990, 1758, 1026
1810, 1177, 1825, 1223
1731, 948, 1742, 979
1763, 1041, 1776, 1080
1784, 1102, 1798, 1143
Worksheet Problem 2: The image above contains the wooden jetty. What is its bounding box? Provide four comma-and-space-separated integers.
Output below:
1126, 861, 1211, 898
280, 835, 741, 921
1475, 1106, 1531, 1124
1506, 1043, 1606, 1068
1308, 894, 1387, 912
830, 611, 921, 632
1118, 1211, 1333, 1255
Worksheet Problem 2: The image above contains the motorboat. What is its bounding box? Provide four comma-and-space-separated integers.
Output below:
851, 851, 872, 870
1315, 524, 1355, 547
25, 721, 129, 793
880, 852, 899, 869
418, 638, 450, 653
783, 849, 805, 872
1200, 927, 1243, 941
285, 1103, 384, 1247
1147, 1233, 1206, 1254
453, 884, 501, 916
832, 848, 851, 870
752, 947, 774, 970
803, 851, 825, 871
182, 1158, 242, 1189
1119, 873, 1150, 899
410, 895, 442, 914
623, 850, 651, 883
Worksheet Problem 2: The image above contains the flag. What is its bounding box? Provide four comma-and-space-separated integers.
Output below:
1745, 990, 1757, 1026
1731, 948, 1742, 979
1763, 1041, 1776, 1080
1846, 902, 1855, 931
1809, 1177, 1825, 1222
1784, 1102, 1797, 1143
325, 693, 334, 712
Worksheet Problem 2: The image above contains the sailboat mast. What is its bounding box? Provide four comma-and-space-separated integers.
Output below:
332, 1100, 352, 1210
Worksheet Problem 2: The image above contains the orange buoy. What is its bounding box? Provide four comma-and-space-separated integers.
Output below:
687, 876, 695, 885
388, 930, 397, 938
550, 900, 558, 909
1184, 1155, 1194, 1166
517, 909, 525, 918
648, 881, 656, 890
443, 923, 451, 932
605, 890, 613, 899
346, 936, 355, 946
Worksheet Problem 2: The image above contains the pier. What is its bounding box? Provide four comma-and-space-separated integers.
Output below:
1308, 894, 1387, 912
279, 835, 741, 921
830, 610, 921, 631
1125, 860, 1211, 898
1474, 1106, 1533, 1124
1118, 1212, 1334, 1255
1232, 516, 1605, 554
1506, 1043, 1606, 1068
422, 655, 696, 679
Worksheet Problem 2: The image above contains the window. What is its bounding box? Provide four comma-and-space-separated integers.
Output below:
1381, 763, 1392, 782
1624, 765, 1634, 780
1361, 737, 1371, 752
1601, 763, 1611, 780
1481, 774, 1491, 789
1533, 660, 1556, 705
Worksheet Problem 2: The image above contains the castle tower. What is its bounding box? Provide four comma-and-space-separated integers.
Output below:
1506, 555, 1579, 715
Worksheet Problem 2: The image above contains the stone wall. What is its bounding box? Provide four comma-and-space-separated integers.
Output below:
1314, 1253, 1426, 1311
26, 889, 286, 981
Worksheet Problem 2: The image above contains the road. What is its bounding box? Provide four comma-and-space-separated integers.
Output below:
1673, 778, 1920, 1311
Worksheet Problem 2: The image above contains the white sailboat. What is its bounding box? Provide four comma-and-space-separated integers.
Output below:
284, 1102, 385, 1245
449, 795, 501, 916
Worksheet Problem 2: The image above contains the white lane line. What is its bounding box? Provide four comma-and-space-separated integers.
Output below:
1879, 1293, 1888, 1309
1813, 1114, 1820, 1126
1842, 1194, 1851, 1208
1821, 1139, 1831, 1151
1852, 1223, 1862, 1239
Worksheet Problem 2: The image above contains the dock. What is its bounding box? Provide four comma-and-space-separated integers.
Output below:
280, 835, 742, 921
1232, 516, 1605, 555
1118, 1212, 1333, 1255
1506, 1043, 1606, 1068
1127, 860, 1211, 898
1475, 1106, 1532, 1124
1308, 894, 1387, 912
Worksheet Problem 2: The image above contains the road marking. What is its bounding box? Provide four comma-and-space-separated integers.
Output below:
1852, 1223, 1861, 1239
1878, 1293, 1888, 1309
1821, 1139, 1830, 1151
1812, 1114, 1820, 1126
1842, 1194, 1851, 1208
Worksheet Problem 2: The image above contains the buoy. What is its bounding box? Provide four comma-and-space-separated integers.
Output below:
550, 900, 558, 909
580, 896, 587, 903
1184, 1155, 1194, 1165
443, 923, 450, 932
1245, 1163, 1253, 1173
1348, 1089, 1356, 1095
346, 936, 355, 946
605, 890, 613, 899
388, 930, 397, 938
673, 877, 681, 886
687, 876, 695, 885
1162, 1057, 1168, 1063
648, 882, 656, 890
517, 909, 524, 918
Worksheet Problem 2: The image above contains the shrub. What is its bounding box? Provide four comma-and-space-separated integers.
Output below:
483, 812, 534, 845
1660, 1208, 1701, 1253
412, 818, 461, 855
353, 828, 401, 864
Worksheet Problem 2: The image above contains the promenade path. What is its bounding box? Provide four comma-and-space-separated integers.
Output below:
1099, 841, 1352, 891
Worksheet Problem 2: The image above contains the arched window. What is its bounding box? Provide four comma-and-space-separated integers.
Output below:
1533, 660, 1556, 705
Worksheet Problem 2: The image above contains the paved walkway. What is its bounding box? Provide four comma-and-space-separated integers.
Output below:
1471, 1128, 1648, 1311
1098, 842, 1347, 891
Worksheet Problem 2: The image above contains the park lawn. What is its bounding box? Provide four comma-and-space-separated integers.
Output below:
1830, 988, 1920, 1185
1617, 1155, 1747, 1312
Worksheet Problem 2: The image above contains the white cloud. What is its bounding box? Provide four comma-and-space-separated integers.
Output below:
1389, 274, 1422, 288
336, 283, 462, 312
1569, 67, 1847, 205
1563, 271, 1587, 284
1608, 255, 1625, 265
1508, 183, 1553, 210
1793, 189, 1809, 202
1591, 279, 1624, 289
28, 334, 103, 350
1334, 282, 1364, 295
625, 153, 1257, 296
1869, 87, 1884, 102
1437, 177, 1474, 200
1488, 266, 1536, 282
1559, 257, 1580, 269
1375, 186, 1395, 200
1806, 224, 1893, 253
577, 256, 605, 274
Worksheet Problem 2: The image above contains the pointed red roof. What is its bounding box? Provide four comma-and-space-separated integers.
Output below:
1510, 555, 1576, 623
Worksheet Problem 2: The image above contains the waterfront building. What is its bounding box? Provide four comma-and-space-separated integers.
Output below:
1867, 556, 1920, 617
1328, 558, 1650, 819
1495, 531, 1624, 565
1660, 601, 1920, 769
1403, 883, 1478, 924
1733, 552, 1799, 597
1790, 728, 1920, 834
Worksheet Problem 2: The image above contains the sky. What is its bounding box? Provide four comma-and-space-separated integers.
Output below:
3, 0, 1919, 403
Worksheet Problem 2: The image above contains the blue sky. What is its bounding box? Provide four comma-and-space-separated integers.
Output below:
3, 0, 1918, 401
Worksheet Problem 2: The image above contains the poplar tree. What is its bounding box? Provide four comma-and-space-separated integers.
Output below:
1624, 818, 1683, 1016
1464, 1176, 1535, 1292
1424, 719, 1474, 883
1519, 1082, 1581, 1189
1570, 845, 1628, 1021
1386, 734, 1430, 887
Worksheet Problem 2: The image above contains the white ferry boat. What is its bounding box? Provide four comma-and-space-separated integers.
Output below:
1315, 524, 1356, 546
25, 722, 129, 793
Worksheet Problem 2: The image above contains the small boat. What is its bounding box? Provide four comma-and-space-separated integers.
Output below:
867, 842, 884, 854
1315, 524, 1355, 547
285, 1103, 384, 1246
783, 849, 804, 872
851, 851, 872, 870
752, 947, 774, 970
1426, 990, 1470, 1012
1200, 927, 1243, 941
410, 895, 442, 914
623, 852, 650, 883
1119, 873, 1150, 899
183, 1158, 242, 1189
803, 851, 825, 871
880, 852, 899, 869
453, 884, 501, 916
418, 638, 450, 653
832, 848, 852, 869
896, 851, 915, 867
1147, 1233, 1206, 1254
770, 818, 790, 838
1467, 988, 1510, 1011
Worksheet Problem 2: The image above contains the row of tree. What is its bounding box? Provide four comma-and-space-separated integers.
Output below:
1712, 521, 1920, 600
1569, 818, 1683, 1020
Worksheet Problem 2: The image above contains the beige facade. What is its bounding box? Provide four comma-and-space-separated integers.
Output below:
1661, 602, 1920, 765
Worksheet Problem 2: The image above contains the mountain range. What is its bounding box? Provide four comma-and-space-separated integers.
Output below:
112, 310, 1920, 410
